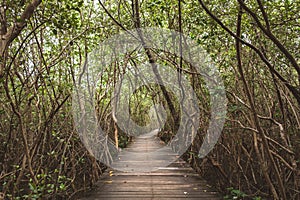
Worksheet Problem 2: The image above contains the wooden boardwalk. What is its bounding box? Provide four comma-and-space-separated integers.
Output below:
79, 131, 221, 199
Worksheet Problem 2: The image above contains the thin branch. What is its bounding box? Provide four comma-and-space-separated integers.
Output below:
97, 0, 137, 40
256, 0, 270, 31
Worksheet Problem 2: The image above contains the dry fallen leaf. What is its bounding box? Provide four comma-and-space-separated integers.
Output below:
104, 180, 112, 184
109, 171, 114, 176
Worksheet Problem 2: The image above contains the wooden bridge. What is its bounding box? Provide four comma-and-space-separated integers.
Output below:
79, 131, 221, 199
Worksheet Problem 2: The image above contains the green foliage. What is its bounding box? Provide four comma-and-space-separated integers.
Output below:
224, 190, 263, 200
252, 197, 263, 200
3, 171, 71, 199
118, 135, 130, 148
224, 187, 247, 200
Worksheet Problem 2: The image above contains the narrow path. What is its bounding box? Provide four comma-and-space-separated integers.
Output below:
79, 131, 221, 199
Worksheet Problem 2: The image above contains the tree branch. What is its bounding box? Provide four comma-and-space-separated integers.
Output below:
0, 0, 42, 78
2, 0, 42, 54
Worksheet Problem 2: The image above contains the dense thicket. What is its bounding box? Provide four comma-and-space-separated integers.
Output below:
0, 0, 299, 199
